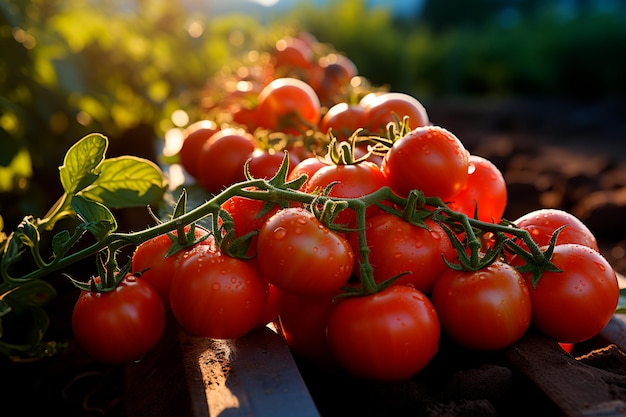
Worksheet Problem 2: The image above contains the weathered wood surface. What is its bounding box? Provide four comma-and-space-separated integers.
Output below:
124, 321, 320, 417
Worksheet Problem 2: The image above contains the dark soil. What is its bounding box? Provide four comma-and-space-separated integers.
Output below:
2, 97, 626, 416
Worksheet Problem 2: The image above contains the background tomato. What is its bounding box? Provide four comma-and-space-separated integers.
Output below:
247, 149, 299, 180
169, 245, 267, 339
196, 127, 257, 194
71, 273, 165, 364
318, 102, 366, 140
255, 77, 321, 135
350, 214, 456, 294
381, 125, 469, 201
326, 285, 440, 381
286, 156, 328, 189
448, 154, 508, 223
361, 92, 429, 134
516, 243, 619, 343
256, 207, 354, 296
431, 261, 531, 351
178, 120, 218, 179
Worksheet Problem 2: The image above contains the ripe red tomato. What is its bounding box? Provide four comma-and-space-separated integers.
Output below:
272, 36, 314, 71
72, 273, 165, 364
350, 214, 456, 294
169, 244, 267, 339
326, 285, 440, 381
361, 92, 429, 134
256, 283, 281, 328
219, 193, 280, 256
256, 207, 354, 296
286, 156, 327, 189
512, 208, 599, 252
381, 125, 469, 201
131, 226, 214, 308
276, 289, 339, 367
179, 120, 219, 179
256, 77, 321, 135
448, 154, 508, 223
305, 161, 388, 229
196, 127, 256, 194
431, 261, 532, 351
318, 102, 366, 140
516, 243, 619, 343
247, 149, 299, 180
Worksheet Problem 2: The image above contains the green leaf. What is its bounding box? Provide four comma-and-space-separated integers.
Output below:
80, 156, 166, 209
71, 195, 117, 240
59, 133, 108, 194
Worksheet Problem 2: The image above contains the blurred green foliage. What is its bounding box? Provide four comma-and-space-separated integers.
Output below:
1, 0, 625, 229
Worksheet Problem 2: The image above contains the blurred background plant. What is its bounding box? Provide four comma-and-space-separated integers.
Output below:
1, 0, 625, 231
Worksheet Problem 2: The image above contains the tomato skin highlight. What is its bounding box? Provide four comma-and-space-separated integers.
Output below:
431, 261, 532, 351
361, 92, 429, 134
71, 274, 165, 364
326, 285, 440, 381
256, 207, 354, 296
517, 243, 619, 343
350, 214, 456, 294
179, 120, 219, 179
169, 245, 267, 339
382, 125, 469, 201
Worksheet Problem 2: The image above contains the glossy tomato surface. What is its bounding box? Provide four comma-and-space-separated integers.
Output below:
72, 274, 165, 364
382, 125, 469, 201
256, 207, 354, 296
326, 285, 440, 381
431, 261, 531, 351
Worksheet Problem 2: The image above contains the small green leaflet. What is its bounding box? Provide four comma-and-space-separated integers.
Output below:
59, 133, 107, 194
71, 195, 117, 240
80, 156, 167, 208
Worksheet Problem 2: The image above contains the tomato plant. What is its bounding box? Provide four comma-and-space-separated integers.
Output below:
515, 243, 619, 343
255, 77, 321, 135
71, 273, 165, 364
349, 214, 456, 294
256, 207, 354, 296
448, 154, 508, 223
431, 261, 532, 351
196, 127, 257, 194
326, 285, 440, 381
169, 244, 267, 339
381, 125, 469, 201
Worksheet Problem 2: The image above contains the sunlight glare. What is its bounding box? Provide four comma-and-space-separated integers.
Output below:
250, 0, 280, 6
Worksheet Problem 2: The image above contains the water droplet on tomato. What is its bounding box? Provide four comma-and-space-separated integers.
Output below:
296, 217, 307, 225
273, 226, 287, 239
394, 252, 402, 259
213, 283, 221, 290
294, 227, 303, 235
594, 262, 606, 272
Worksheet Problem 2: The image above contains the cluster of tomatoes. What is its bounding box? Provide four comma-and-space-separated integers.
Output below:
71, 33, 620, 382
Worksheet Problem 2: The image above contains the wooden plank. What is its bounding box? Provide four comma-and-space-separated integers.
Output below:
124, 320, 321, 417
505, 327, 626, 417
179, 325, 321, 417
